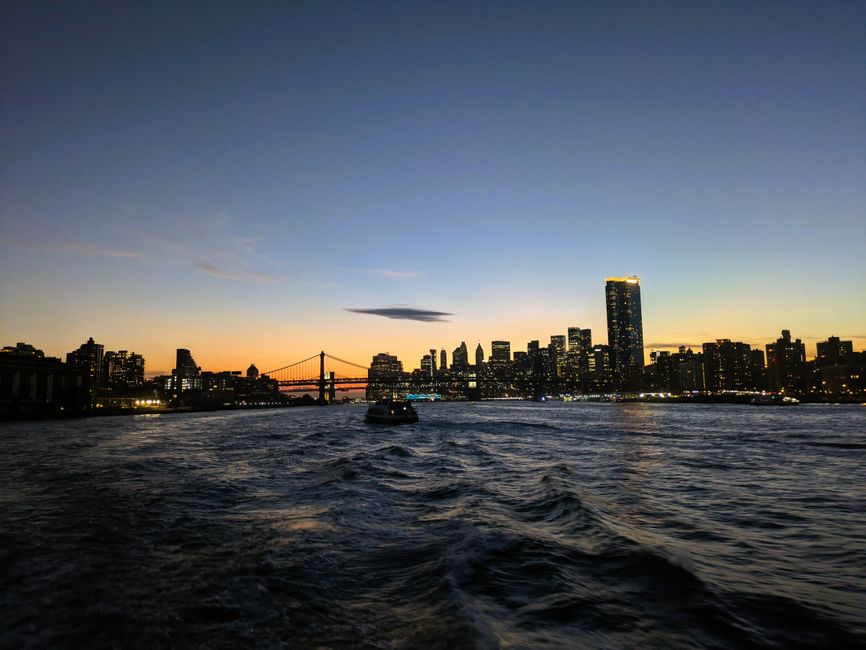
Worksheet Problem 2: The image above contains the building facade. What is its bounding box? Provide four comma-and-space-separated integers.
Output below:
605, 276, 645, 390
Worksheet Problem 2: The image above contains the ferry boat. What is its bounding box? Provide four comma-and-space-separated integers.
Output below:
750, 394, 799, 406
365, 399, 419, 424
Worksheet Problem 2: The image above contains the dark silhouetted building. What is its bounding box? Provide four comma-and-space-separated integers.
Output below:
429, 349, 437, 373
440, 349, 447, 373
816, 336, 854, 365
475, 342, 484, 368
605, 276, 644, 390
247, 364, 260, 379
66, 337, 104, 392
452, 342, 469, 371
766, 330, 806, 394
103, 350, 145, 391
1, 342, 89, 418
702, 339, 753, 391
172, 348, 201, 399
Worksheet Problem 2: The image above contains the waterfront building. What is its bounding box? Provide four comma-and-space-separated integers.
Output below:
766, 330, 806, 394
702, 339, 753, 391
605, 276, 645, 390
247, 364, 260, 379
172, 348, 202, 399
66, 337, 104, 391
103, 350, 145, 391
749, 349, 766, 391
1, 342, 89, 418
814, 336, 860, 396
647, 346, 705, 392
475, 343, 484, 368
587, 344, 614, 392
420, 353, 435, 376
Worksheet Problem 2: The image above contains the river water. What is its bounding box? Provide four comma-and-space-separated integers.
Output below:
2, 402, 865, 648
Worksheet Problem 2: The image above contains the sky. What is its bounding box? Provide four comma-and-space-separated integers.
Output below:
2, 1, 864, 375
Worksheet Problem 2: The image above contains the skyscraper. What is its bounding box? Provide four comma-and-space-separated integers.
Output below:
475, 342, 484, 368
549, 335, 566, 377
451, 342, 468, 371
440, 349, 447, 372
491, 341, 511, 364
605, 276, 645, 390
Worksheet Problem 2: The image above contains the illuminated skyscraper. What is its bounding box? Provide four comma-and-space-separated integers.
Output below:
549, 335, 566, 377
605, 276, 645, 390
491, 341, 511, 364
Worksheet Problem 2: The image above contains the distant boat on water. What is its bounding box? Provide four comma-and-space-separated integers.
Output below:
750, 394, 799, 406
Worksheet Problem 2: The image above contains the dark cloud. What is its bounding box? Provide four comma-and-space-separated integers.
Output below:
344, 307, 453, 322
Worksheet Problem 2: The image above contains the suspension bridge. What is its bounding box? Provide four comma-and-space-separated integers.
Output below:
262, 351, 561, 402
263, 352, 369, 403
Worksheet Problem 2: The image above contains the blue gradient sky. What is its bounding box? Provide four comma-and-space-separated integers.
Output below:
2, 1, 864, 374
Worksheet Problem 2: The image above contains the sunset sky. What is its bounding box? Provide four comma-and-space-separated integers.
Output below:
2, 1, 864, 376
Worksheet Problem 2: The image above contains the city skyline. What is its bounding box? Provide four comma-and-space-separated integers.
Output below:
8, 273, 863, 378
2, 2, 864, 375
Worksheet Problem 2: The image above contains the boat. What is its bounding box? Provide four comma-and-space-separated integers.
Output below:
750, 394, 799, 406
365, 398, 419, 424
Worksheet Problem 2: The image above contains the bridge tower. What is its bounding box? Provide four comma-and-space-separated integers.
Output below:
318, 351, 326, 405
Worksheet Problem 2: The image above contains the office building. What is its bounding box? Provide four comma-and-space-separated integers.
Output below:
440, 349, 447, 373
549, 335, 566, 377
491, 341, 511, 364
475, 343, 484, 368
605, 276, 645, 390
452, 342, 469, 371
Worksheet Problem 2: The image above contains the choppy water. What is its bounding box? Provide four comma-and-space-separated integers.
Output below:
2, 402, 865, 648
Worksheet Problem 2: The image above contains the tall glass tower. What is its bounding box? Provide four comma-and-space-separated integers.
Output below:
605, 276, 645, 390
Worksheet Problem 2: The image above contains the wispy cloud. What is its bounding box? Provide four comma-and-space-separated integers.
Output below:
344, 307, 453, 322
139, 231, 280, 284
24, 242, 144, 259
645, 342, 701, 349
367, 269, 425, 279
196, 262, 279, 284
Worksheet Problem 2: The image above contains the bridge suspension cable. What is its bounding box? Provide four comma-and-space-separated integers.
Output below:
324, 353, 369, 371
262, 353, 322, 376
